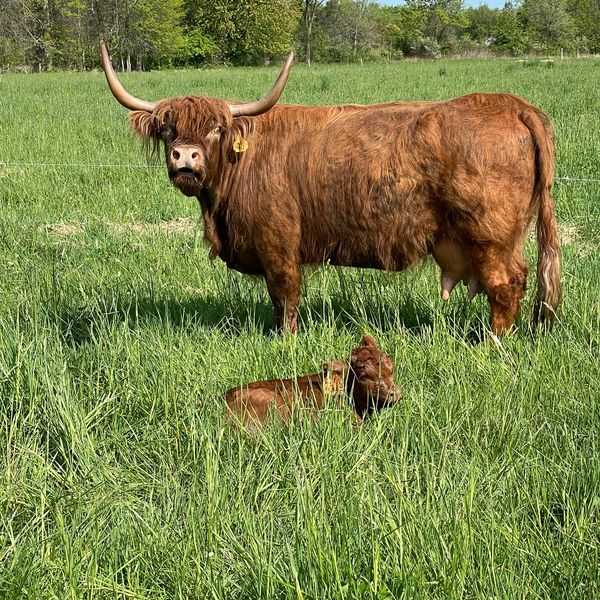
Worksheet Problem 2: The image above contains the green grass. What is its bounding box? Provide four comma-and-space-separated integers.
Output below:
0, 57, 599, 598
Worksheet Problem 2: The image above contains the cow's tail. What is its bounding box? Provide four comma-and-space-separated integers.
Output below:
521, 108, 561, 328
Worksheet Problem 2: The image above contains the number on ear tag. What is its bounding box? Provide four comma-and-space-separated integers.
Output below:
233, 134, 249, 153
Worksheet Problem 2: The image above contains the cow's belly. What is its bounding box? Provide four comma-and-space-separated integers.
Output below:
325, 254, 402, 271
301, 228, 433, 272
218, 237, 264, 275
224, 251, 264, 275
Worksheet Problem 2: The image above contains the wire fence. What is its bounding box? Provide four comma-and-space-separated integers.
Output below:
0, 162, 161, 169
0, 161, 599, 183
555, 176, 600, 183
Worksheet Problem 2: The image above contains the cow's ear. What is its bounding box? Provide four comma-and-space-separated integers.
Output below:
361, 334, 377, 348
130, 110, 158, 139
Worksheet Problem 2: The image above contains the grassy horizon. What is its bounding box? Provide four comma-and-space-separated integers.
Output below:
0, 58, 599, 598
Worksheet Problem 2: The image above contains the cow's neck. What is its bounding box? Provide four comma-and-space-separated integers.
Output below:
196, 154, 243, 261
196, 187, 224, 260
195, 118, 258, 264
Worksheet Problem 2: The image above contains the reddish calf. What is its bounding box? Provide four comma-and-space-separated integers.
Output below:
226, 335, 401, 429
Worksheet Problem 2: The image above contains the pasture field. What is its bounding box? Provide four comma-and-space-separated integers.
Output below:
0, 58, 599, 598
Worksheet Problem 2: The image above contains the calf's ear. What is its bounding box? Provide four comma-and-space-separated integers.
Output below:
322, 360, 346, 377
361, 334, 378, 348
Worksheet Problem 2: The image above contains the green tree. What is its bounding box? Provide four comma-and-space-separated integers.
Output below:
377, 4, 429, 57
464, 5, 500, 44
175, 29, 218, 66
320, 0, 382, 62
492, 2, 528, 55
93, 0, 184, 70
0, 1, 32, 69
133, 0, 185, 67
568, 0, 600, 52
405, 0, 468, 53
229, 0, 300, 64
521, 0, 574, 51
298, 0, 327, 65
2, 0, 599, 70
183, 0, 299, 65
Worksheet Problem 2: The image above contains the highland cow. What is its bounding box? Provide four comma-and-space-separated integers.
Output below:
100, 43, 560, 335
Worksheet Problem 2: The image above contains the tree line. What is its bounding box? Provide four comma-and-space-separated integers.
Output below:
0, 0, 598, 72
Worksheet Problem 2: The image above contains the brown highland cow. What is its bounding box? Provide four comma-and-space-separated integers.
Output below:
100, 43, 560, 335
225, 335, 401, 429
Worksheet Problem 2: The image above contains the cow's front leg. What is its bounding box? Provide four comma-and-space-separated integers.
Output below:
264, 263, 301, 333
257, 223, 301, 333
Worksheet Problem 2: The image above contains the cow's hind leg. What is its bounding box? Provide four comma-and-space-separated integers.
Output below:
473, 244, 528, 336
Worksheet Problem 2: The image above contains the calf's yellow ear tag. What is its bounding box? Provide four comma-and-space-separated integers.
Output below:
323, 373, 344, 396
233, 134, 249, 153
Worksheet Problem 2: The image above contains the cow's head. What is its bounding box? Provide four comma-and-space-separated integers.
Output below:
100, 43, 293, 197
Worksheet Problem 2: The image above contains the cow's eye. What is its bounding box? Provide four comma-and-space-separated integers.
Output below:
160, 126, 175, 140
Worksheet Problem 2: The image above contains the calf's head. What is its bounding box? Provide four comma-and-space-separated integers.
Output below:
324, 335, 402, 415
99, 43, 293, 197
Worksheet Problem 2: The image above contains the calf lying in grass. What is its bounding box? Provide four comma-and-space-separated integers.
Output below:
226, 335, 402, 429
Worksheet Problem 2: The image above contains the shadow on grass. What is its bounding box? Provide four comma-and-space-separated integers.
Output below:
57, 294, 272, 345
54, 290, 448, 346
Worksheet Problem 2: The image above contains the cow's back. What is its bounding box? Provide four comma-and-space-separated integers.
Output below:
230, 94, 548, 270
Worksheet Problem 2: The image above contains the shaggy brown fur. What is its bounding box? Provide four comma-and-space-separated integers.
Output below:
122, 86, 561, 335
225, 335, 401, 429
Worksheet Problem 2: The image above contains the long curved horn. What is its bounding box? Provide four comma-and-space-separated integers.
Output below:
100, 42, 157, 112
228, 53, 294, 117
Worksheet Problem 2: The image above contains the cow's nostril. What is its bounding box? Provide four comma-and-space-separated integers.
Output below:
191, 151, 199, 160
172, 150, 180, 160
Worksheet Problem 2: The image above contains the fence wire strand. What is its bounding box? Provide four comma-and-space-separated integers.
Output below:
0, 161, 599, 182
0, 161, 161, 169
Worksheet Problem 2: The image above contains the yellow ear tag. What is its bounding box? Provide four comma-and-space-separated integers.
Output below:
322, 373, 344, 396
233, 134, 249, 153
